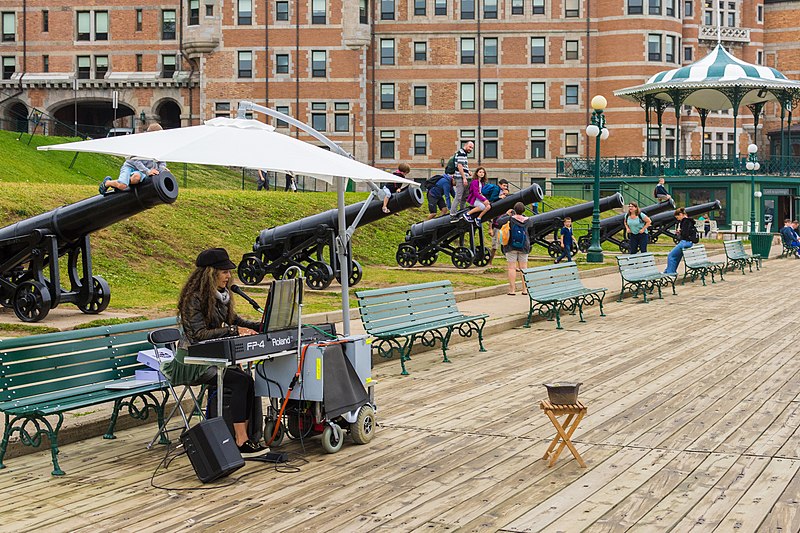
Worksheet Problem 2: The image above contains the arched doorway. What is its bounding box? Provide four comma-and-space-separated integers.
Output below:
52, 100, 135, 138
155, 100, 181, 129
5, 102, 29, 133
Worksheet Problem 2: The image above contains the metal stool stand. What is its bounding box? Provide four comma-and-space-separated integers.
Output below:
539, 399, 587, 468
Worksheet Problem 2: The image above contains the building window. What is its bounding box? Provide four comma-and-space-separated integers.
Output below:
531, 37, 546, 64
533, 0, 545, 14
531, 82, 545, 108
276, 54, 289, 74
649, 0, 660, 15
43, 55, 49, 72
666, 0, 675, 16
311, 104, 326, 132
215, 102, 231, 118
162, 54, 177, 78
189, 0, 200, 25
415, 0, 427, 15
381, 0, 395, 20
276, 1, 289, 21
648, 34, 661, 61
381, 84, 395, 109
94, 56, 108, 79
484, 0, 498, 18
727, 5, 735, 27
94, 11, 108, 40
42, 10, 49, 32
380, 39, 395, 65
531, 129, 546, 158
684, 46, 693, 62
565, 133, 578, 155
136, 54, 142, 72
484, 82, 498, 109
2, 56, 15, 80
484, 38, 498, 64
414, 134, 427, 155
566, 40, 579, 60
565, 84, 578, 105
665, 35, 676, 63
628, 0, 643, 15
238, 51, 252, 78
311, 50, 326, 77
435, 0, 447, 15
275, 105, 290, 127
136, 9, 143, 31
360, 0, 369, 23
77, 11, 91, 40
757, 50, 763, 65
757, 4, 763, 22
162, 10, 176, 40
461, 38, 475, 64
335, 103, 349, 132
704, 8, 712, 25
380, 131, 395, 159
461, 0, 475, 19
460, 83, 475, 110
565, 0, 580, 17
683, 0, 692, 17
312, 0, 326, 24
1, 12, 14, 42
414, 42, 427, 61
238, 0, 252, 24
77, 56, 91, 79
414, 86, 427, 106
512, 0, 524, 14
483, 130, 498, 159
206, 4, 214, 16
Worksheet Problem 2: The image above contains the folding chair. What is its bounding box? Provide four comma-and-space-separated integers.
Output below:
146, 327, 206, 449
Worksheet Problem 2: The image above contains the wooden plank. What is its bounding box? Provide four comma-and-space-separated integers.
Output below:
757, 465, 800, 532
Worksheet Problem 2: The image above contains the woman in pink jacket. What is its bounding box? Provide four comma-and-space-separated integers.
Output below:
463, 167, 491, 224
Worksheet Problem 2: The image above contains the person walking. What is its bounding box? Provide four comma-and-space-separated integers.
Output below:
664, 207, 697, 274
554, 217, 577, 263
257, 169, 269, 191
623, 201, 652, 254
447, 141, 474, 221
425, 175, 454, 220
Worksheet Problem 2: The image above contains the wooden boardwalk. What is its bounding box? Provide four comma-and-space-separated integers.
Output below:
2, 259, 800, 532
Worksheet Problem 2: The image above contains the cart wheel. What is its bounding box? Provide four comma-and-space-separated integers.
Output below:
451, 247, 474, 269
396, 244, 418, 268
305, 261, 334, 290
418, 250, 438, 266
264, 418, 285, 447
238, 255, 265, 285
321, 423, 344, 453
13, 280, 51, 323
350, 405, 375, 445
578, 235, 590, 253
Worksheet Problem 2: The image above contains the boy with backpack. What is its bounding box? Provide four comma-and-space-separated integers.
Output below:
424, 174, 455, 220
495, 202, 535, 295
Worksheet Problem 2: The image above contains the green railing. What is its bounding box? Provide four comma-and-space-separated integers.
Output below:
556, 155, 800, 178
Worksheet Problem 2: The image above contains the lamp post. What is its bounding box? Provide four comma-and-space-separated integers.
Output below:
139, 111, 147, 131
746, 143, 760, 233
585, 95, 609, 263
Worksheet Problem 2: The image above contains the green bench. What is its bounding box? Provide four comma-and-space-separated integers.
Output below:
0, 317, 177, 475
356, 281, 487, 375
616, 252, 677, 303
682, 244, 725, 286
779, 231, 800, 258
521, 262, 607, 330
723, 239, 762, 274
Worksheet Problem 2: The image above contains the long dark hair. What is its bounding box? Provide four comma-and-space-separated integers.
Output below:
177, 266, 236, 325
475, 166, 488, 184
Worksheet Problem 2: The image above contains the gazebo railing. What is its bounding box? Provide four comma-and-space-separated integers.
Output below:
556, 156, 800, 178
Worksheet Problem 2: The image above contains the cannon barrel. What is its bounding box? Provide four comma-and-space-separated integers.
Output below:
257, 186, 423, 248
648, 200, 721, 227
528, 192, 625, 229
0, 171, 179, 257
595, 199, 675, 231
408, 183, 543, 239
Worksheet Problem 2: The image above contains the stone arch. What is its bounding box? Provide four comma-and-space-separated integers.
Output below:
50, 98, 136, 138
153, 98, 182, 129
4, 101, 29, 133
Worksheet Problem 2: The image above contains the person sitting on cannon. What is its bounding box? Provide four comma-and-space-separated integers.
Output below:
382, 163, 411, 213
99, 123, 169, 195
463, 167, 492, 224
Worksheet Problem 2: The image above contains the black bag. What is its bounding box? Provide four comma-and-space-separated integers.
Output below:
687, 218, 700, 243
424, 174, 442, 190
444, 155, 457, 175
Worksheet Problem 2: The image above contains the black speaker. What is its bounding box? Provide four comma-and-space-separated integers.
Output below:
180, 417, 245, 483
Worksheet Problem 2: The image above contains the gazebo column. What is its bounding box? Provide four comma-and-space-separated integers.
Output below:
720, 87, 745, 172
698, 108, 709, 163
654, 100, 668, 176
747, 102, 765, 173
643, 95, 653, 172
669, 90, 689, 169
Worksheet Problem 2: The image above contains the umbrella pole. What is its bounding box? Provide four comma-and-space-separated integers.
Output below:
337, 175, 351, 336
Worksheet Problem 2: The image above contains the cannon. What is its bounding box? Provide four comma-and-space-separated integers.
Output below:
577, 199, 675, 253
0, 171, 179, 322
527, 193, 626, 257
238, 186, 424, 290
646, 200, 722, 244
396, 184, 544, 269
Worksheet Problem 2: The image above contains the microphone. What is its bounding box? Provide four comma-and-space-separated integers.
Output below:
231, 285, 263, 313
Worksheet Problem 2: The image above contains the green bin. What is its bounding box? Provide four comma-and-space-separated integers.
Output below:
749, 232, 773, 259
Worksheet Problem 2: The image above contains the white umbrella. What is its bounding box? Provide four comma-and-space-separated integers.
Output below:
39, 115, 416, 335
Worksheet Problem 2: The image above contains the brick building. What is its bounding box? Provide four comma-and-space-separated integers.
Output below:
0, 0, 796, 177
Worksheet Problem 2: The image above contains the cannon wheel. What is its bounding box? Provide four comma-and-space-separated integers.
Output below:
473, 246, 491, 267
672, 235, 680, 244
336, 260, 363, 287
275, 263, 300, 280
238, 255, 266, 285
650, 234, 659, 244
547, 241, 562, 258
396, 244, 418, 268
305, 261, 334, 290
13, 280, 52, 323
78, 276, 111, 314
619, 239, 630, 253
578, 235, 590, 253
418, 251, 438, 266
452, 247, 474, 269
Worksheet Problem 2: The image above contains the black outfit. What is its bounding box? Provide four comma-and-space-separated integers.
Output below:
677, 217, 695, 240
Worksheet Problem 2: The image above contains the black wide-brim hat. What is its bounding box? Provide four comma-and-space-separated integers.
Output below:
195, 248, 236, 270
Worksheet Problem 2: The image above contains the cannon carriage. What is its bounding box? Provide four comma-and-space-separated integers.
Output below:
238, 187, 424, 290
0, 171, 179, 322
577, 199, 675, 253
645, 200, 722, 244
396, 184, 544, 269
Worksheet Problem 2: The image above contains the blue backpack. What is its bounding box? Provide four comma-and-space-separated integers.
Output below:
482, 183, 501, 202
510, 224, 527, 250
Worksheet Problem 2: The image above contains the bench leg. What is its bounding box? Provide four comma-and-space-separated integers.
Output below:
525, 300, 534, 328
575, 299, 586, 323
641, 283, 649, 303
598, 292, 606, 317
554, 304, 563, 329
106, 392, 166, 441
700, 270, 707, 286
399, 337, 413, 376
0, 413, 11, 471
0, 413, 65, 476
105, 398, 123, 440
